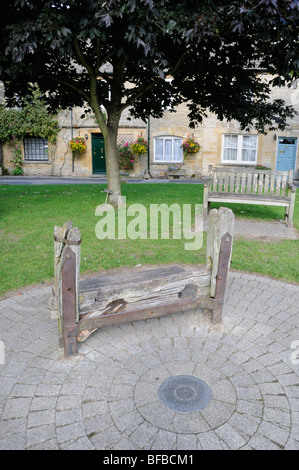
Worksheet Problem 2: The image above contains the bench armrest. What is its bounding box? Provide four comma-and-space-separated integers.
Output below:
288, 183, 297, 193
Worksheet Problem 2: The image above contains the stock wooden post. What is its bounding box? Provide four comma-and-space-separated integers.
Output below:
207, 207, 234, 323
61, 247, 78, 357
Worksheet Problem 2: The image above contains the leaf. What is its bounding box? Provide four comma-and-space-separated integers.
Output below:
61, 27, 71, 37
232, 22, 244, 34
100, 13, 112, 28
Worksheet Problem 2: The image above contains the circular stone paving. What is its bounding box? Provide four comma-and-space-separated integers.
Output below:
1, 271, 299, 450
132, 361, 236, 434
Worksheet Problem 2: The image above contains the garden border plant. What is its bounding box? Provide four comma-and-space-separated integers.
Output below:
0, 84, 60, 174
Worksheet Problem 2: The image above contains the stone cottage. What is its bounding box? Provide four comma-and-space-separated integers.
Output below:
1, 74, 299, 179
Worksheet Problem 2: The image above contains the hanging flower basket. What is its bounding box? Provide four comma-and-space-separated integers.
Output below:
181, 136, 200, 154
69, 137, 87, 154
131, 135, 148, 155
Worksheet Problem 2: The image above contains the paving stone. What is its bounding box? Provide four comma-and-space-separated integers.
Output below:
1, 271, 299, 450
27, 409, 55, 428
215, 423, 247, 450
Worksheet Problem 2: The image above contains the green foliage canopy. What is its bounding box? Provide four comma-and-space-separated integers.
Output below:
0, 84, 59, 144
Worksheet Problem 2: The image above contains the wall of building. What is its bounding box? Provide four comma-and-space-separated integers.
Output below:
1, 75, 299, 179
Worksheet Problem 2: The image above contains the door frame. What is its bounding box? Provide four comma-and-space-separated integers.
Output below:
275, 136, 298, 173
91, 133, 106, 174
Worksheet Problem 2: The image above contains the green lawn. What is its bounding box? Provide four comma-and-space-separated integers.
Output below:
0, 183, 298, 297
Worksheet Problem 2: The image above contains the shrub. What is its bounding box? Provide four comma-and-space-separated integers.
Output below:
12, 167, 24, 175
255, 165, 272, 170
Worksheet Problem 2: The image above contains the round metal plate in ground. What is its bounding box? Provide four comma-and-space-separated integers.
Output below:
158, 375, 212, 413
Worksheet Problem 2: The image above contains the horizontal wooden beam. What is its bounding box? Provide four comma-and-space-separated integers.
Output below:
63, 296, 224, 340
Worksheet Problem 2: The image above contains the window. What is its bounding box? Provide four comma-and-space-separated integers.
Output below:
24, 137, 49, 161
222, 134, 258, 164
154, 136, 183, 163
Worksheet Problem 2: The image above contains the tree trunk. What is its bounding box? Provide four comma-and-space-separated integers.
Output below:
0, 142, 3, 170
105, 121, 123, 207
91, 75, 124, 208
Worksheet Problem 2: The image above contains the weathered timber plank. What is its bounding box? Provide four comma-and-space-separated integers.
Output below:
208, 193, 290, 202
258, 173, 264, 195
235, 173, 241, 193
270, 174, 275, 195
77, 297, 207, 337
78, 265, 211, 317
247, 173, 252, 194
264, 173, 270, 195
240, 173, 246, 194
275, 174, 282, 196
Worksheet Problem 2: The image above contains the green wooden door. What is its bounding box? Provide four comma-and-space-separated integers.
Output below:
92, 134, 106, 174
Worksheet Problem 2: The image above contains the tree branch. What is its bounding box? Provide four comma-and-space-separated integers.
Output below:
120, 51, 188, 111
73, 37, 95, 79
46, 75, 90, 103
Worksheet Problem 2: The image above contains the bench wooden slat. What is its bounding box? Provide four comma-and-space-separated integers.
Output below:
252, 173, 258, 194
264, 173, 270, 195
208, 193, 291, 206
281, 174, 287, 195
240, 173, 246, 194
235, 173, 241, 193
224, 173, 229, 192
258, 174, 264, 195
212, 171, 218, 191
270, 174, 275, 195
247, 173, 252, 194
228, 173, 234, 193
275, 174, 281, 196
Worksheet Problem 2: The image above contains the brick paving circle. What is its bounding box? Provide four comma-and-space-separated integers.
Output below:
0, 271, 299, 450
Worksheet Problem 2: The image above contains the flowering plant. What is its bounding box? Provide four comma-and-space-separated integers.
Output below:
69, 137, 87, 154
131, 135, 148, 155
181, 136, 200, 154
118, 143, 135, 171
255, 164, 272, 170
168, 164, 184, 171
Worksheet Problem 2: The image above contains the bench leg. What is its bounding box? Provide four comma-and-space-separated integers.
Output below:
285, 206, 290, 225
287, 193, 295, 228
203, 184, 208, 221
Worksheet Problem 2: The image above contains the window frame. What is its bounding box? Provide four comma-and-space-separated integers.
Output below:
23, 137, 49, 162
153, 135, 183, 163
221, 134, 258, 165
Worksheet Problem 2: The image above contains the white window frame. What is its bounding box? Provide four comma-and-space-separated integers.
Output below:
154, 136, 183, 163
221, 134, 258, 165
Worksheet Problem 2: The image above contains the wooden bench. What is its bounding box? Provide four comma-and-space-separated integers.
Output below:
203, 168, 296, 227
49, 207, 234, 358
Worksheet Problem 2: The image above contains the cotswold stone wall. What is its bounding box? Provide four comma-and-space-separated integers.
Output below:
147, 76, 299, 178
2, 75, 298, 178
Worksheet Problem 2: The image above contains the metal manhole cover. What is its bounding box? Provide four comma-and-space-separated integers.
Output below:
158, 375, 212, 413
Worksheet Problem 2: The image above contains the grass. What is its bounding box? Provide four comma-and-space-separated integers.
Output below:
0, 183, 298, 297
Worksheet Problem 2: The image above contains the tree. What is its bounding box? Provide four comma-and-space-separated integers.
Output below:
1, 0, 298, 204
